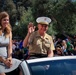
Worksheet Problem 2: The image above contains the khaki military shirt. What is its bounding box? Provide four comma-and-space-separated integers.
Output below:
28, 31, 55, 55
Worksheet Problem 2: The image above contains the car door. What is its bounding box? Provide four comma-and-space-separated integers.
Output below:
19, 61, 31, 75
24, 58, 76, 75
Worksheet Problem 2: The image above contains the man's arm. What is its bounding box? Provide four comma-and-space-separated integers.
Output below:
47, 50, 54, 57
23, 22, 35, 48
48, 36, 55, 57
23, 33, 30, 48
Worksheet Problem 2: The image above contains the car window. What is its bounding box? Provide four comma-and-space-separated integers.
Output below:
28, 59, 76, 75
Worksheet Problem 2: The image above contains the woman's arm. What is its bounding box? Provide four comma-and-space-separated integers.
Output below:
7, 31, 12, 58
0, 56, 6, 63
5, 31, 13, 67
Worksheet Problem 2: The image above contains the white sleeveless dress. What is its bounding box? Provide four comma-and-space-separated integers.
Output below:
0, 33, 21, 73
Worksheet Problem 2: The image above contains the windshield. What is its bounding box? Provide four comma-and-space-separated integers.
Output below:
28, 59, 76, 75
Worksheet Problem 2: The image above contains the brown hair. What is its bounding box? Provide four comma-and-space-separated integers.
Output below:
0, 11, 12, 37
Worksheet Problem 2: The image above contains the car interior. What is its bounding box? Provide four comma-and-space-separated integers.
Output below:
6, 67, 21, 75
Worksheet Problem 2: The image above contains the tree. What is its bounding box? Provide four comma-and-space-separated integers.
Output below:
0, 0, 76, 39
13, 7, 34, 39
31, 0, 76, 36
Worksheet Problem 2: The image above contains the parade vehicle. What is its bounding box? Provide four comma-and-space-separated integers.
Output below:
6, 56, 76, 75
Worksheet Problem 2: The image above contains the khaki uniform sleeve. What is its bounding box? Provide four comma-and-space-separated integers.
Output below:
28, 32, 34, 45
50, 37, 55, 51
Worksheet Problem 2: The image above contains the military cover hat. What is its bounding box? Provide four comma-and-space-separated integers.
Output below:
36, 17, 51, 25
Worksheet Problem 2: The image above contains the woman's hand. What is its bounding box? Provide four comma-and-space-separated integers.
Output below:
28, 22, 35, 34
3, 57, 12, 68
7, 57, 12, 67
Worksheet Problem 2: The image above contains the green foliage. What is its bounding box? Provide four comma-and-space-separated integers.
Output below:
47, 23, 57, 35
47, 0, 76, 35
13, 7, 34, 39
0, 0, 76, 39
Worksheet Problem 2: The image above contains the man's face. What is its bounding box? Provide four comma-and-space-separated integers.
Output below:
38, 23, 48, 33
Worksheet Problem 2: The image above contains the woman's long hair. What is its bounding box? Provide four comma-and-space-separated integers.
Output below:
0, 11, 12, 37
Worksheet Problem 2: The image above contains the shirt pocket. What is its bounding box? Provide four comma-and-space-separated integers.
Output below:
43, 39, 51, 50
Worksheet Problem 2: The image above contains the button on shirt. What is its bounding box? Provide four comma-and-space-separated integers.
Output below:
28, 31, 55, 55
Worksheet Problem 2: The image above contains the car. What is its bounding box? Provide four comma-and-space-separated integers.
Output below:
6, 56, 76, 75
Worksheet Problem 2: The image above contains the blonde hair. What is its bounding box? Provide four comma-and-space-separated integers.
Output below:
0, 11, 12, 37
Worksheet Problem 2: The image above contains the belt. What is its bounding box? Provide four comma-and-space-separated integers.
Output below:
30, 53, 47, 58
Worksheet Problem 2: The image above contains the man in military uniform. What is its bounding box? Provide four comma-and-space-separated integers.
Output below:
23, 17, 55, 59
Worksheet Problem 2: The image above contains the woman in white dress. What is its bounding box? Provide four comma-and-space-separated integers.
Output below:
0, 11, 21, 75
